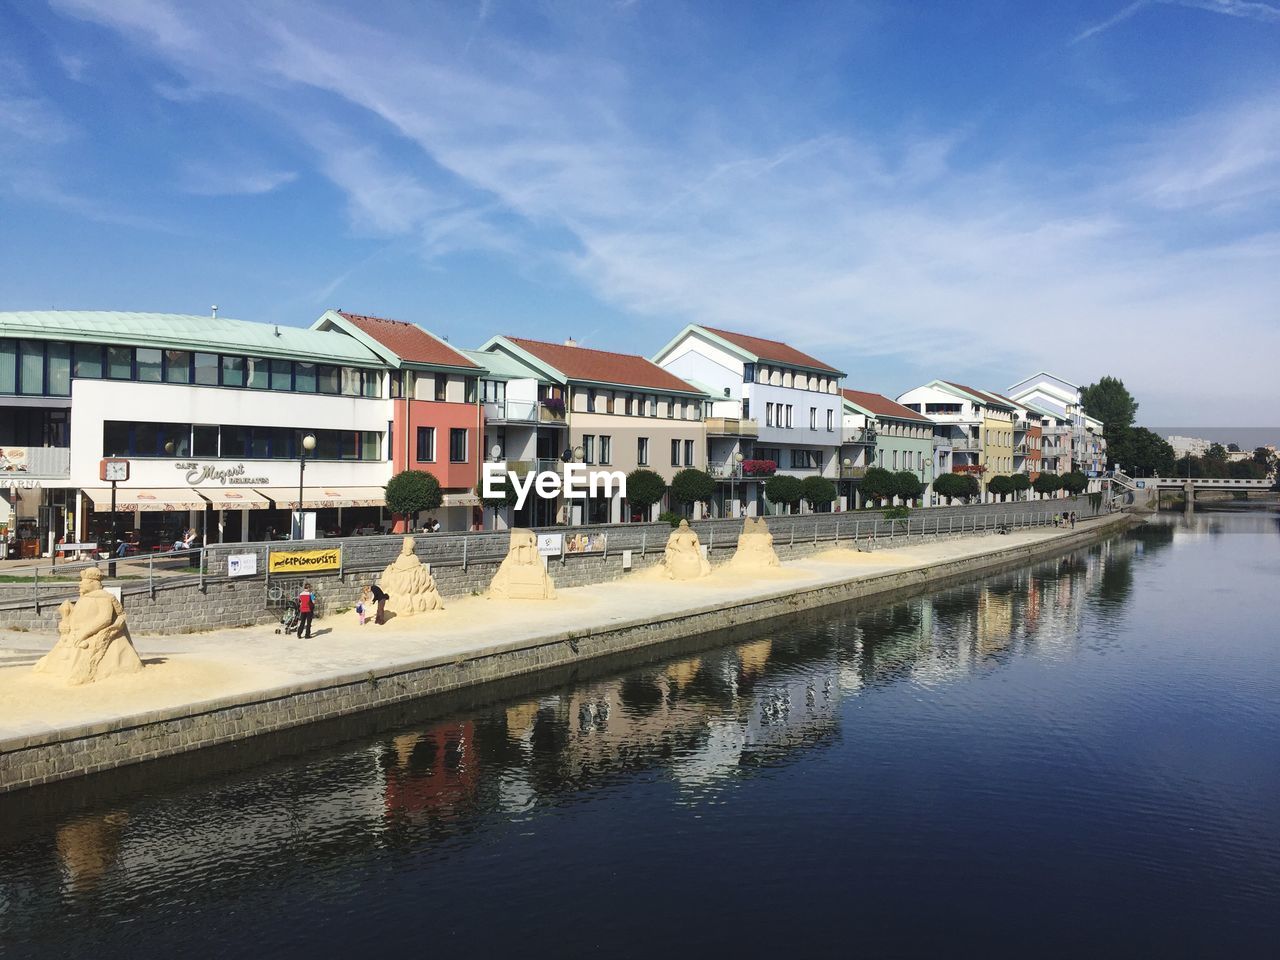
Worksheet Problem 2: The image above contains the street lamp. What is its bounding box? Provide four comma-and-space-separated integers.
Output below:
296, 433, 316, 539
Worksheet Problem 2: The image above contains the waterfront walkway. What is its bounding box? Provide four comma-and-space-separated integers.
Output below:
0, 515, 1124, 754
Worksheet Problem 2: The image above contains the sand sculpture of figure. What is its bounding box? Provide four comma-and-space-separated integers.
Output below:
662, 520, 711, 581
724, 517, 781, 571
33, 568, 143, 685
379, 536, 444, 617
489, 529, 557, 600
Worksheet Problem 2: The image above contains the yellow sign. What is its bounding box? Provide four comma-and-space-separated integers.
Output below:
268, 547, 342, 574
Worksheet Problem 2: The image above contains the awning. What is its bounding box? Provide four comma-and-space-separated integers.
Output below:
199, 487, 271, 509
255, 486, 386, 509
442, 492, 482, 508
83, 487, 210, 512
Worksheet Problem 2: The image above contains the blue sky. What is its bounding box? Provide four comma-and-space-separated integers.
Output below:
1, 1, 1277, 424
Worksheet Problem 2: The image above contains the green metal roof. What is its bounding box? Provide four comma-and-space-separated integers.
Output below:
461, 347, 542, 380
0, 311, 385, 366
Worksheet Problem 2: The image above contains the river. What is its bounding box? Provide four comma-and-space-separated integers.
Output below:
1, 511, 1277, 957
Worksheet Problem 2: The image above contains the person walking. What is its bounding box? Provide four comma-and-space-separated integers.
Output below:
1069, 511, 1077, 529
297, 582, 316, 639
369, 582, 389, 624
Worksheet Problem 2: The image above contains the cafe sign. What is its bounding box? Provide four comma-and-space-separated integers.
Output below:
176, 462, 270, 486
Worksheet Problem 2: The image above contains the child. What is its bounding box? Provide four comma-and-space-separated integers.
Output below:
356, 586, 372, 625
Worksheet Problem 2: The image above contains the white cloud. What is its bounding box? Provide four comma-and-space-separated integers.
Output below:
1075, 0, 1280, 43
177, 162, 298, 196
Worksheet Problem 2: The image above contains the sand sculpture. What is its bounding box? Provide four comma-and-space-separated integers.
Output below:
33, 567, 143, 685
662, 520, 711, 580
489, 529, 557, 600
724, 517, 781, 571
379, 536, 444, 616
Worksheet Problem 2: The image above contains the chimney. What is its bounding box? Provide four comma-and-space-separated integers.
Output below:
564, 337, 577, 347
211, 304, 218, 318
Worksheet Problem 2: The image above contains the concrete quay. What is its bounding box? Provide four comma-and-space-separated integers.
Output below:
0, 512, 1135, 795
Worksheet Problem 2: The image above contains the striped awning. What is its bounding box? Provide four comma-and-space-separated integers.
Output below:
83, 487, 209, 512
198, 487, 271, 509
255, 486, 386, 509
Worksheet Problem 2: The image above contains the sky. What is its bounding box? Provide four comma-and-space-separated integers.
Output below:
1, 1, 1278, 425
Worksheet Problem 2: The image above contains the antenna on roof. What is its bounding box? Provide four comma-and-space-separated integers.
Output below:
274, 325, 281, 337
211, 304, 218, 319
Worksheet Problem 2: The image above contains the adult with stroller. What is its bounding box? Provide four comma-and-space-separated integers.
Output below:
296, 582, 316, 639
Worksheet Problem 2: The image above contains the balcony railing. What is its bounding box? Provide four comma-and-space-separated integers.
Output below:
936, 436, 981, 452
839, 465, 868, 479
841, 427, 877, 445
482, 399, 539, 423
2, 446, 70, 478
538, 403, 566, 423
704, 417, 759, 437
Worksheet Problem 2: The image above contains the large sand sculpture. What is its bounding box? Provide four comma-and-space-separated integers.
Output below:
662, 520, 711, 580
379, 536, 444, 616
33, 568, 143, 685
724, 517, 781, 571
489, 529, 557, 600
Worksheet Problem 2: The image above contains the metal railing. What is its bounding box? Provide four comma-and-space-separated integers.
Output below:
704, 417, 759, 437
482, 399, 539, 422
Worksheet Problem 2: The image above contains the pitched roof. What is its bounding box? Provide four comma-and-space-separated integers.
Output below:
699, 326, 843, 375
336, 311, 478, 369
841, 388, 931, 423
506, 337, 705, 395
942, 380, 1014, 410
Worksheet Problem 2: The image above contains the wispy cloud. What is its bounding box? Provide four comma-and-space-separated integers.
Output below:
177, 162, 298, 196
1075, 0, 1280, 43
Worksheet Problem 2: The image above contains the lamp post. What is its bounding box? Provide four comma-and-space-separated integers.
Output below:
296, 433, 316, 539
842, 457, 853, 510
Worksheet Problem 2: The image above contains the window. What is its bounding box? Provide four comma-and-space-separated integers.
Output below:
73, 344, 103, 379
164, 350, 191, 384
0, 340, 14, 393
106, 346, 132, 380
785, 405, 793, 428
893, 450, 899, 470
766, 402, 774, 427
648, 396, 657, 417
742, 397, 750, 420
586, 388, 597, 413
637, 437, 649, 466
790, 449, 821, 470
390, 371, 404, 399
362, 370, 379, 398
19, 341, 44, 395
294, 362, 317, 393
270, 359, 292, 391
317, 365, 341, 395
482, 379, 505, 403
136, 348, 162, 382
684, 439, 695, 466
599, 435, 612, 465
247, 357, 269, 389
666, 397, 675, 419
221, 355, 246, 387
435, 375, 448, 402
193, 425, 219, 457
583, 434, 595, 464
416, 427, 436, 462
47, 343, 70, 396
743, 362, 755, 383
671, 439, 681, 466
810, 407, 817, 430
192, 352, 218, 386
465, 377, 477, 403
449, 428, 468, 463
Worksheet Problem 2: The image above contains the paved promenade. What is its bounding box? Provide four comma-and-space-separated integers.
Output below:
0, 515, 1120, 749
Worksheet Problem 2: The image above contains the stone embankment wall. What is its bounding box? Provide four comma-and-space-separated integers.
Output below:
0, 495, 1102, 635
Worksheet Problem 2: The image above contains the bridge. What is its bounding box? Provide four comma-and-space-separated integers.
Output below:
1109, 470, 1273, 498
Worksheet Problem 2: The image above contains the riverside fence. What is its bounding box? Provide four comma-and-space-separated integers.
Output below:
0, 495, 1105, 631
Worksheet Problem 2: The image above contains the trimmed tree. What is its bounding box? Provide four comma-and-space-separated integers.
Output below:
987, 475, 1013, 501
1061, 471, 1089, 496
625, 468, 668, 521
893, 470, 924, 506
861, 466, 896, 507
932, 473, 964, 503
670, 468, 716, 516
1034, 472, 1062, 498
1009, 473, 1031, 501
959, 475, 981, 501
800, 475, 838, 512
764, 474, 803, 514
385, 469, 443, 530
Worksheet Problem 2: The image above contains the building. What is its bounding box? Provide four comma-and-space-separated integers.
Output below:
1006, 371, 1108, 481
652, 324, 844, 517
1166, 436, 1211, 458
478, 336, 707, 524
839, 389, 935, 506
1, 310, 392, 556
897, 380, 1015, 497
315, 311, 484, 531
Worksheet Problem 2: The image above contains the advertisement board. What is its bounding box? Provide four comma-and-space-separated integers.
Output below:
267, 547, 342, 574
228, 553, 259, 577
536, 533, 563, 556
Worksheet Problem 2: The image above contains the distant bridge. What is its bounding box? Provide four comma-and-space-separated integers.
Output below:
1109, 471, 1272, 494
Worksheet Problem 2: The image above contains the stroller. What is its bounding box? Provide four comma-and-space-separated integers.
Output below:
275, 598, 301, 635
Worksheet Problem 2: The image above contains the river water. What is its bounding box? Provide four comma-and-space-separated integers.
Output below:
1, 512, 1278, 957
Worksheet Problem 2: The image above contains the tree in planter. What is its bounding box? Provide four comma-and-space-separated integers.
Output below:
625, 468, 667, 521
1061, 471, 1089, 496
1009, 473, 1031, 501
670, 468, 716, 517
893, 470, 923, 507
1033, 472, 1062, 499
800, 475, 838, 513
861, 466, 896, 507
764, 474, 802, 514
987, 475, 1013, 502
385, 469, 443, 530
932, 473, 965, 504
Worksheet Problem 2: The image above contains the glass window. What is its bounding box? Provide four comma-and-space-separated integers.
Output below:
270, 359, 292, 391
637, 437, 649, 466
294, 362, 317, 393
362, 431, 380, 461
160, 423, 190, 457
222, 425, 251, 457
246, 357, 268, 389
108, 346, 133, 380
583, 434, 595, 464
317, 365, 341, 395
0, 339, 15, 393
434, 375, 447, 402
417, 427, 435, 462
103, 422, 130, 457
193, 353, 218, 385
340, 368, 361, 396
133, 422, 160, 456
362, 370, 379, 398
193, 425, 219, 457
222, 355, 246, 387
164, 350, 191, 384
671, 439, 680, 466
313, 431, 339, 460
685, 439, 694, 466
136, 348, 162, 382
449, 427, 467, 463
599, 435, 611, 465
465, 376, 478, 403
390, 372, 403, 399
73, 344, 103, 379
19, 341, 44, 395
47, 342, 71, 396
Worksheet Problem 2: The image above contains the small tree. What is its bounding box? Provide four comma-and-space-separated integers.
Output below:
987, 475, 1013, 501
893, 470, 923, 506
1061, 471, 1089, 496
625, 468, 668, 521
670, 468, 716, 516
861, 466, 896, 507
959, 475, 981, 501
1034, 472, 1062, 498
933, 473, 968, 503
764, 474, 802, 514
385, 469, 443, 529
800, 475, 838, 512
1009, 473, 1031, 501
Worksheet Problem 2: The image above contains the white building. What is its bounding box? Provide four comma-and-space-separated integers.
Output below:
1006, 371, 1108, 481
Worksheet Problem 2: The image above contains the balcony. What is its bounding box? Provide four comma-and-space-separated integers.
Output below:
839, 465, 868, 480
937, 436, 981, 452
841, 427, 877, 445
2, 445, 70, 478
538, 402, 566, 423
704, 417, 759, 438
482, 399, 538, 424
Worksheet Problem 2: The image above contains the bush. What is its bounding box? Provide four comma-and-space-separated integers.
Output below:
1061, 471, 1089, 496
385, 470, 442, 520
861, 466, 896, 505
764, 474, 802, 513
800, 475, 838, 511
1033, 472, 1063, 497
934, 473, 978, 502
657, 511, 683, 527
625, 468, 667, 512
670, 468, 716, 508
1010, 473, 1031, 499
893, 470, 923, 504
741, 459, 777, 477
987, 475, 1013, 500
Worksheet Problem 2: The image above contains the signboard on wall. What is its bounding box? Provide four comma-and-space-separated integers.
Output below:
1, 448, 29, 472
228, 553, 259, 577
536, 533, 563, 556
267, 547, 342, 574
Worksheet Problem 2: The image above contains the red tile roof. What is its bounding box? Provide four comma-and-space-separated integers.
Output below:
507, 337, 705, 394
943, 380, 1013, 409
841, 388, 932, 423
338, 311, 479, 369
701, 326, 842, 374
